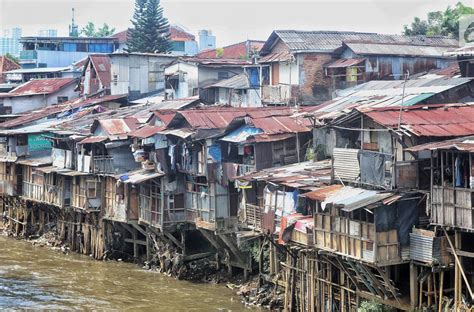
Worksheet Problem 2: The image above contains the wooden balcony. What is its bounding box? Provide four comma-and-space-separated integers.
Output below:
314, 214, 401, 265
93, 155, 114, 174
22, 182, 45, 203
431, 186, 474, 230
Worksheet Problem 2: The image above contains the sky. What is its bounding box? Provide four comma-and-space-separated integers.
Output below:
0, 0, 465, 46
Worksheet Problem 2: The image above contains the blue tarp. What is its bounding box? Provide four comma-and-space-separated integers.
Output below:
220, 126, 263, 143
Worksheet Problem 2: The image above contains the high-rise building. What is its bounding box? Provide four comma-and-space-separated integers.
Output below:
0, 27, 22, 57
38, 29, 58, 37
198, 30, 216, 52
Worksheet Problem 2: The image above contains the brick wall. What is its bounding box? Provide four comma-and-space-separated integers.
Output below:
299, 53, 334, 105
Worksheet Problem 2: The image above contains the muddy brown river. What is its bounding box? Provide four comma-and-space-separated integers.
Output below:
0, 235, 253, 311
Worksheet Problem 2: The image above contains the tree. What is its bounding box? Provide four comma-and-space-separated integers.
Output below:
403, 2, 474, 39
81, 22, 116, 37
5, 53, 19, 64
126, 0, 171, 53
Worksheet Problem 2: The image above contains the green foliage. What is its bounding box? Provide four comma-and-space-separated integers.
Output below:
126, 0, 171, 53
358, 300, 395, 312
215, 47, 224, 58
403, 2, 474, 39
240, 239, 270, 272
5, 53, 19, 64
81, 22, 116, 37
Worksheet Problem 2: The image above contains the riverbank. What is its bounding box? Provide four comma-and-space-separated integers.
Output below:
1, 228, 281, 310
0, 234, 253, 311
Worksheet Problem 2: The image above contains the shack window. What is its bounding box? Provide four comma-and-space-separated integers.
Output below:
57, 96, 68, 104
86, 180, 98, 198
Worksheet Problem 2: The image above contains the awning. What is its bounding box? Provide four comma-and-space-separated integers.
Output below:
220, 126, 263, 143
158, 128, 195, 139
0, 155, 18, 163
17, 156, 52, 167
78, 136, 108, 144
309, 185, 394, 212
119, 170, 164, 184
325, 58, 365, 69
55, 169, 90, 176
129, 125, 164, 139
406, 138, 474, 153
302, 184, 344, 201
35, 166, 57, 174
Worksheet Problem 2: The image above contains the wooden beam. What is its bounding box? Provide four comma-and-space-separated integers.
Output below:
124, 238, 147, 246
164, 232, 184, 250
184, 251, 215, 262
128, 221, 147, 237
443, 228, 474, 300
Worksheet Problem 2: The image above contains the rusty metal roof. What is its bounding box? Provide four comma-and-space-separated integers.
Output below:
238, 160, 332, 189
93, 117, 139, 137
0, 94, 126, 129
364, 103, 474, 137
407, 136, 474, 152
325, 58, 365, 68
3, 78, 77, 96
258, 51, 292, 63
88, 54, 111, 88
78, 136, 108, 144
250, 115, 312, 134
174, 106, 292, 129
301, 184, 344, 201
129, 125, 164, 139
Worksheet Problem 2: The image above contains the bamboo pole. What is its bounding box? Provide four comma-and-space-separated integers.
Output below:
438, 271, 444, 312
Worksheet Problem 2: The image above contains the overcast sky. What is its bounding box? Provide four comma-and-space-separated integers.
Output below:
0, 0, 464, 46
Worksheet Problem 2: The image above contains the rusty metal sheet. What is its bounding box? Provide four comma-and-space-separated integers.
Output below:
325, 58, 365, 68
365, 103, 474, 137
4, 78, 77, 96
302, 184, 344, 201
78, 136, 108, 144
261, 210, 275, 235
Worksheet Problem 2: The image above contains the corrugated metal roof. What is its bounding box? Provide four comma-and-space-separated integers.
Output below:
220, 126, 263, 143
208, 74, 250, 89
94, 117, 139, 136
129, 125, 164, 139
258, 51, 293, 63
158, 128, 195, 139
78, 136, 108, 144
181, 57, 252, 66
364, 103, 474, 137
238, 160, 332, 189
0, 94, 126, 129
196, 40, 265, 59
312, 77, 472, 120
407, 136, 474, 152
88, 55, 111, 88
16, 155, 52, 167
3, 78, 77, 97
119, 169, 164, 184
325, 58, 365, 68
316, 185, 394, 212
344, 42, 453, 57
261, 30, 458, 54
131, 96, 200, 110
302, 184, 344, 201
250, 115, 312, 134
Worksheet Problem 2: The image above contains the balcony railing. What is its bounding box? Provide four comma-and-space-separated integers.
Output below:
93, 155, 114, 174
22, 182, 44, 202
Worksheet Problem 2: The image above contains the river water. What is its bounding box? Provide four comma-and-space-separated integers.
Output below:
0, 235, 253, 311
